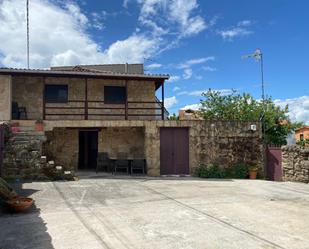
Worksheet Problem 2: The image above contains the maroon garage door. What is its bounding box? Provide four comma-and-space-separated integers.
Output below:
160, 128, 189, 175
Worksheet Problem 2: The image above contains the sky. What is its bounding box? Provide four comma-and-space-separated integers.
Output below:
0, 0, 308, 124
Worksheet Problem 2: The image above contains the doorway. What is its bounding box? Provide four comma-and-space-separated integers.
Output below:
160, 128, 189, 175
78, 130, 98, 170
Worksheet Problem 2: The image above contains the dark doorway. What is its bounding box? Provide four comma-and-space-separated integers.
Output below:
0, 125, 4, 177
160, 128, 189, 175
78, 131, 98, 170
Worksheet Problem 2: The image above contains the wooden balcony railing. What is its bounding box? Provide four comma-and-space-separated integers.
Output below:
43, 99, 169, 120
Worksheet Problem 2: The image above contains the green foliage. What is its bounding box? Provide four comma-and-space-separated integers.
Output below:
169, 113, 179, 120
195, 164, 226, 178
296, 138, 309, 147
225, 162, 249, 179
199, 89, 302, 146
196, 162, 251, 179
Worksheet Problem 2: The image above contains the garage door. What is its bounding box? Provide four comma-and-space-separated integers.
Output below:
160, 128, 189, 175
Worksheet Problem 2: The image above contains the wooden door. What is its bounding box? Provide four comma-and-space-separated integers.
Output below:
160, 128, 189, 175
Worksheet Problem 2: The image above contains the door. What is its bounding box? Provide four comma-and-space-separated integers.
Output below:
0, 125, 4, 177
78, 131, 98, 170
267, 147, 282, 181
160, 128, 189, 175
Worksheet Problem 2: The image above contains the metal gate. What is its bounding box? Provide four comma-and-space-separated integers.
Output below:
266, 147, 282, 181
160, 128, 189, 175
0, 124, 4, 177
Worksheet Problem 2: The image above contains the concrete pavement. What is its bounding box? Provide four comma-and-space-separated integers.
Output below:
1, 177, 309, 249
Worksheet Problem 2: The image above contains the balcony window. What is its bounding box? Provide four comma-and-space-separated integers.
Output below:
45, 85, 68, 103
104, 86, 126, 104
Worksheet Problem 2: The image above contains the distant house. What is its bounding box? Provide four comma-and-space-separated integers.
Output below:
295, 126, 309, 142
0, 63, 263, 179
179, 109, 203, 120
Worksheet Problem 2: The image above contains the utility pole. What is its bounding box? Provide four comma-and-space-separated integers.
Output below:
26, 0, 30, 69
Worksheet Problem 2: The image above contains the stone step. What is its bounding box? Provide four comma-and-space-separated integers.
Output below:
14, 131, 45, 136
10, 137, 46, 143
17, 126, 36, 132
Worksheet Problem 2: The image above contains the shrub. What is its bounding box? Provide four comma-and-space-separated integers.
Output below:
195, 163, 226, 178
196, 162, 249, 179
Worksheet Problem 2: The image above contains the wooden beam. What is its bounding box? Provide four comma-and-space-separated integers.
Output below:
161, 81, 165, 120
42, 77, 46, 120
85, 78, 88, 120
125, 80, 128, 120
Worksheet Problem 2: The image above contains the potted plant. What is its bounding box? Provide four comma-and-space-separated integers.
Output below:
248, 165, 258, 179
35, 119, 44, 131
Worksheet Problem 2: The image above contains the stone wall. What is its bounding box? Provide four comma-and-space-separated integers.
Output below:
4, 120, 263, 178
144, 120, 263, 176
98, 127, 144, 158
0, 75, 12, 121
43, 128, 79, 171
11, 76, 156, 121
282, 145, 309, 183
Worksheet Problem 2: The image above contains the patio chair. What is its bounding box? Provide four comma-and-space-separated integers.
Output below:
131, 159, 146, 175
114, 152, 129, 175
96, 152, 111, 173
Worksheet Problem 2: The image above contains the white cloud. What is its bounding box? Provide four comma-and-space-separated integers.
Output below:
181, 103, 201, 110
202, 66, 217, 72
178, 88, 235, 96
173, 86, 180, 91
146, 63, 162, 69
218, 20, 253, 41
165, 96, 178, 109
183, 68, 193, 79
0, 0, 160, 68
178, 56, 215, 69
168, 75, 181, 82
137, 0, 207, 38
274, 96, 309, 124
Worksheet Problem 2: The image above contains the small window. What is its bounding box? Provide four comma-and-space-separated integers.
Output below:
45, 85, 68, 103
300, 134, 304, 141
104, 86, 126, 104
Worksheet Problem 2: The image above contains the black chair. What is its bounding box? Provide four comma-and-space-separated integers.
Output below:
96, 152, 111, 173
114, 152, 129, 175
131, 159, 146, 175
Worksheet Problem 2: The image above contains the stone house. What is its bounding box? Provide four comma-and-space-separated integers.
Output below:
0, 64, 264, 178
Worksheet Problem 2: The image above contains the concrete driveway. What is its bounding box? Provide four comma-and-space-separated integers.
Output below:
1, 177, 309, 249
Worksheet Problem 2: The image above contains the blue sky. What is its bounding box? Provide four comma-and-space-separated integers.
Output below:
0, 0, 308, 123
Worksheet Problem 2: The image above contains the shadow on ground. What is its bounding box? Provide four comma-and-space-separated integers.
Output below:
0, 180, 54, 249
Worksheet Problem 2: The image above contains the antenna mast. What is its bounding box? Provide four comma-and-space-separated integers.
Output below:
26, 0, 30, 69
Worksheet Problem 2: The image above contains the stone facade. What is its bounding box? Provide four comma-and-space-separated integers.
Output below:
10, 76, 156, 121
144, 120, 263, 176
0, 75, 12, 121
282, 145, 309, 183
3, 126, 46, 179
40, 120, 263, 177
43, 128, 79, 172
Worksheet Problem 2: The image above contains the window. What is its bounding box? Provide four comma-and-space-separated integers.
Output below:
45, 85, 68, 103
104, 86, 126, 104
300, 134, 304, 141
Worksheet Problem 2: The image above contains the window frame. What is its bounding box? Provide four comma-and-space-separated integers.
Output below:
104, 86, 126, 105
44, 84, 69, 103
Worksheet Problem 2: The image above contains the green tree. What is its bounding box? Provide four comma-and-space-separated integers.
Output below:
169, 113, 179, 120
199, 89, 302, 145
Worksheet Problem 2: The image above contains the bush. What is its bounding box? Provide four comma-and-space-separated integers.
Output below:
225, 162, 249, 179
195, 164, 226, 178
196, 162, 249, 179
